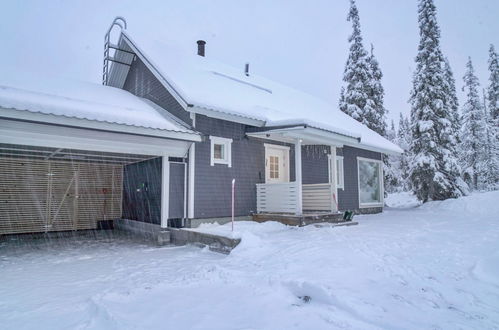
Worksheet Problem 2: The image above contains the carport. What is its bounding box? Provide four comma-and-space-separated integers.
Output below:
0, 79, 201, 236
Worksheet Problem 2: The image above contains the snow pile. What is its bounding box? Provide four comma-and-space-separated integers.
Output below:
1, 191, 499, 329
385, 192, 421, 208
0, 74, 194, 133
123, 32, 402, 154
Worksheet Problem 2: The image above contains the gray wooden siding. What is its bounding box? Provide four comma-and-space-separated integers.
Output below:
122, 157, 186, 223
169, 162, 186, 219
337, 146, 382, 211
193, 114, 295, 218
122, 56, 192, 125
302, 145, 330, 184
118, 53, 383, 216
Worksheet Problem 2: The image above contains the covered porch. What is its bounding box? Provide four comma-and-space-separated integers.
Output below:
247, 125, 360, 222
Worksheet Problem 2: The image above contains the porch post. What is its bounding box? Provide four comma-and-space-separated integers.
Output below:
160, 155, 170, 228
330, 146, 338, 212
294, 139, 303, 215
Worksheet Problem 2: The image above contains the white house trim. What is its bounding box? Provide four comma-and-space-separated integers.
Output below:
0, 119, 192, 157
357, 156, 384, 208
294, 139, 303, 215
121, 33, 190, 109
0, 107, 201, 143
188, 113, 196, 219
189, 105, 265, 127
160, 156, 170, 228
328, 155, 344, 190
209, 136, 233, 167
247, 126, 402, 155
329, 146, 338, 212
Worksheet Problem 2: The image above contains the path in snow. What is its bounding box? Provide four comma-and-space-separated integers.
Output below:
1, 191, 499, 329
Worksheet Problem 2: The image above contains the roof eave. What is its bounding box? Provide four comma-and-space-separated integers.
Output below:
0, 107, 202, 143
188, 104, 266, 127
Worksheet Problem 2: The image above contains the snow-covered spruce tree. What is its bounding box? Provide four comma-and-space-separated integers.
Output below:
460, 58, 488, 190
387, 119, 396, 142
488, 45, 499, 121
482, 89, 499, 189
367, 45, 393, 193
339, 0, 371, 124
340, 1, 393, 193
384, 120, 399, 192
444, 58, 461, 144
486, 44, 499, 188
408, 0, 465, 202
367, 44, 388, 136
397, 113, 412, 191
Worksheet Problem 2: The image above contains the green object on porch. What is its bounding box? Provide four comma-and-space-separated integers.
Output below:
343, 210, 354, 221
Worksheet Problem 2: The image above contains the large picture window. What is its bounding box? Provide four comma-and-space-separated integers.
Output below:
357, 157, 383, 207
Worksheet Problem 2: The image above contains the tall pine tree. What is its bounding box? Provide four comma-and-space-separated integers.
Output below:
408, 0, 464, 202
485, 45, 499, 189
339, 1, 393, 194
339, 0, 371, 125
397, 113, 412, 191
367, 44, 388, 136
482, 88, 499, 189
384, 119, 399, 192
488, 45, 499, 121
460, 58, 487, 190
444, 58, 461, 144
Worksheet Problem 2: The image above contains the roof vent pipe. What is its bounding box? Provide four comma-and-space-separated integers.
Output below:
197, 40, 206, 57
245, 63, 250, 76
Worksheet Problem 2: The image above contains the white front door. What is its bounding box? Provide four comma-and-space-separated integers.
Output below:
265, 144, 290, 183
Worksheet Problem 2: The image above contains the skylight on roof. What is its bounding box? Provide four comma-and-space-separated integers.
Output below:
212, 72, 272, 94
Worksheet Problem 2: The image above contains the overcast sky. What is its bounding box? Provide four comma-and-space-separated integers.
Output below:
1, 0, 498, 124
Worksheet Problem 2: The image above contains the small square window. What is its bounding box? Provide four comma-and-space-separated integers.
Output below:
210, 136, 232, 167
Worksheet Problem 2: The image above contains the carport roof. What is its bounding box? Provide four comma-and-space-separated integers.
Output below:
0, 75, 200, 141
0, 143, 158, 165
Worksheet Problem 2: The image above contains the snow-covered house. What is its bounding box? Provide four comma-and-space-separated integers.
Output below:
0, 18, 401, 235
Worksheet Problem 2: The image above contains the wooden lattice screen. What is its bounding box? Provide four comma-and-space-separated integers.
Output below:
0, 157, 123, 234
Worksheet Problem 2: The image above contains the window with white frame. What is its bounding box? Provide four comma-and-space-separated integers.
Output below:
210, 136, 232, 167
357, 157, 383, 207
336, 156, 344, 189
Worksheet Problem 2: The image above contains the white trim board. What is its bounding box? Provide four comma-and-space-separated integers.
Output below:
121, 33, 190, 109
0, 107, 202, 143
160, 156, 170, 228
189, 105, 265, 127
0, 119, 192, 157
187, 113, 196, 219
209, 136, 233, 167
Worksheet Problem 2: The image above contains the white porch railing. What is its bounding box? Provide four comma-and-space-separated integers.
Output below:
256, 183, 336, 214
302, 183, 335, 212
256, 182, 299, 213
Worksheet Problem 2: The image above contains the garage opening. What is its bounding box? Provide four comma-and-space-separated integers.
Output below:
0, 143, 158, 235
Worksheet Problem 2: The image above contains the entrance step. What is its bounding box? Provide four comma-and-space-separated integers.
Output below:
252, 212, 353, 227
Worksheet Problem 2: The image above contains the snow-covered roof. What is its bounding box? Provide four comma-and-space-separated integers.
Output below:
0, 75, 199, 138
121, 31, 403, 154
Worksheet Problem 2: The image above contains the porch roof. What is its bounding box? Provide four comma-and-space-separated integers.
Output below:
246, 124, 398, 155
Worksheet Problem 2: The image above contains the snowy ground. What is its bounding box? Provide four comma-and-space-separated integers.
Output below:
1, 191, 499, 330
